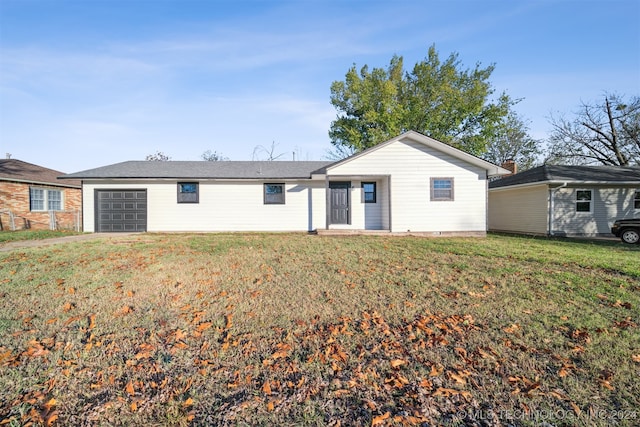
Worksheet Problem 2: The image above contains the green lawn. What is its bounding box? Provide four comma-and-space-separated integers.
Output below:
0, 230, 81, 244
0, 233, 638, 426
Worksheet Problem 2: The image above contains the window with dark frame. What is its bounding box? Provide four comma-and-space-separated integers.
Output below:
362, 182, 376, 203
177, 182, 199, 203
634, 190, 640, 209
430, 178, 454, 201
576, 189, 592, 212
264, 183, 285, 204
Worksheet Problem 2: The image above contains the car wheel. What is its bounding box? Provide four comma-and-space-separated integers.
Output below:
621, 229, 640, 244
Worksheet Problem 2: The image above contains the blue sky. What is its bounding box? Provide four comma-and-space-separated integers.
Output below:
1, 0, 638, 173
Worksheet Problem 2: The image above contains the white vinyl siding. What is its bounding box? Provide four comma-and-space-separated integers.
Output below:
488, 185, 548, 235
553, 186, 639, 236
328, 139, 487, 232
364, 180, 386, 230
82, 180, 325, 232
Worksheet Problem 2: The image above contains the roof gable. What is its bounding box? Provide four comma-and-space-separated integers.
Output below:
489, 165, 640, 189
326, 131, 510, 176
0, 159, 81, 188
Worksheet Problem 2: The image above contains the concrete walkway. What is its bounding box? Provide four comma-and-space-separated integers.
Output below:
0, 233, 137, 252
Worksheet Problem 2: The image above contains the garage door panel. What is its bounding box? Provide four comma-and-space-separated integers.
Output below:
95, 190, 147, 232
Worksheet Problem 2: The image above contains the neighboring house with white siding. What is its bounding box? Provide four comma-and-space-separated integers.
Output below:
60, 131, 509, 234
488, 165, 640, 236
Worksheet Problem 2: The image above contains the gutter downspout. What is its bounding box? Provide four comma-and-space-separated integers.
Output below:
549, 182, 568, 236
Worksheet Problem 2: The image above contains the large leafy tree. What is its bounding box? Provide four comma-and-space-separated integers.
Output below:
482, 111, 542, 170
546, 94, 640, 166
329, 45, 515, 157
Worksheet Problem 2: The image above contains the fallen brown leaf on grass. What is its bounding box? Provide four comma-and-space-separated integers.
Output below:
371, 411, 390, 426
125, 381, 135, 396
390, 359, 406, 368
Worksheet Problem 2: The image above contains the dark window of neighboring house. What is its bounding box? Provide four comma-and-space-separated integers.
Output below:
576, 189, 592, 212
362, 182, 376, 203
430, 178, 454, 201
30, 187, 63, 211
177, 182, 199, 203
264, 183, 285, 204
635, 190, 640, 209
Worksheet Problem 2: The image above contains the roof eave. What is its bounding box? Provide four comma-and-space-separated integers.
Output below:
489, 181, 549, 191
490, 179, 640, 191
0, 176, 82, 189
74, 176, 318, 180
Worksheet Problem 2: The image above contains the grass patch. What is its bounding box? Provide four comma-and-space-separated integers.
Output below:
0, 229, 82, 244
0, 233, 638, 426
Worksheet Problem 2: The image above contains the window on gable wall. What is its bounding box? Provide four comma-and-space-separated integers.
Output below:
30, 187, 63, 211
634, 190, 640, 209
430, 178, 454, 201
576, 190, 592, 212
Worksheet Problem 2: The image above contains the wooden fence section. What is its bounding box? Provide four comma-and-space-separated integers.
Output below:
0, 210, 81, 232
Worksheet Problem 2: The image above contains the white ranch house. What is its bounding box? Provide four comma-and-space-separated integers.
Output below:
61, 131, 509, 234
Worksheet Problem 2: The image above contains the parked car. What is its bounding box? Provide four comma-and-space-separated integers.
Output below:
611, 219, 640, 244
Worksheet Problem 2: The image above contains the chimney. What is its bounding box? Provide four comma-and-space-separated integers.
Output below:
501, 159, 517, 175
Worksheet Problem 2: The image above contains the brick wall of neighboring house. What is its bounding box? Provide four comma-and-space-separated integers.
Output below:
0, 181, 82, 231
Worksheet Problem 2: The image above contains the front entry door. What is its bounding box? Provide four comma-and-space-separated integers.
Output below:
329, 182, 350, 224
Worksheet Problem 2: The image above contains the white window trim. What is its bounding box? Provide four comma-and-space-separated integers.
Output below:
575, 189, 592, 213
30, 187, 64, 212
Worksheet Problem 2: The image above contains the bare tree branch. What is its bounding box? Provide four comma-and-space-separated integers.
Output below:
546, 94, 639, 166
252, 141, 285, 161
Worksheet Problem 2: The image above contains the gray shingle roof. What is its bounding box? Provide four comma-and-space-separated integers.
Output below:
60, 161, 334, 180
0, 159, 81, 187
489, 165, 640, 188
